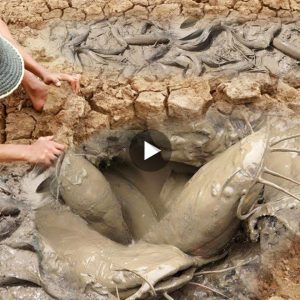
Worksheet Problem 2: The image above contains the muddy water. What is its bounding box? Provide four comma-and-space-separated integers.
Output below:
105, 161, 196, 220
109, 163, 172, 220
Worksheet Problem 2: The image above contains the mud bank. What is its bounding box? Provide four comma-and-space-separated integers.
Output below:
2, 0, 300, 29
1, 6, 300, 146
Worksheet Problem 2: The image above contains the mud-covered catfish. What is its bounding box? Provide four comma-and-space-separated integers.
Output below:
103, 169, 158, 240
58, 151, 131, 244
248, 119, 300, 240
36, 206, 221, 300
143, 128, 271, 256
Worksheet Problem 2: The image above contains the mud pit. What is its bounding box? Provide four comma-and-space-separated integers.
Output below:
1, 1, 300, 300
53, 17, 300, 79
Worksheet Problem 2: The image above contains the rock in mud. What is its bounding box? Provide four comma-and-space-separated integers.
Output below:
216, 73, 277, 104
168, 80, 212, 119
135, 91, 167, 122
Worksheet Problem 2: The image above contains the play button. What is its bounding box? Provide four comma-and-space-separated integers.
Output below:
129, 130, 171, 172
144, 141, 161, 160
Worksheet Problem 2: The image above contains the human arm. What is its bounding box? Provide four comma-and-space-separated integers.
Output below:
0, 136, 65, 166
0, 19, 80, 93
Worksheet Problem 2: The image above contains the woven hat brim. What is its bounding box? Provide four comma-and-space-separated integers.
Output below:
0, 36, 25, 99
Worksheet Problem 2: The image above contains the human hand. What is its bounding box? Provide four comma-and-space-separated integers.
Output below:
43, 72, 81, 93
25, 136, 65, 166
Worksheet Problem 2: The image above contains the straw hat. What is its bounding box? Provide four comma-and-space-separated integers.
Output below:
0, 36, 24, 99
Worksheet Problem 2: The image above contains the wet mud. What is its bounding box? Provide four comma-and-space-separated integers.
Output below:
52, 17, 300, 79
1, 118, 300, 299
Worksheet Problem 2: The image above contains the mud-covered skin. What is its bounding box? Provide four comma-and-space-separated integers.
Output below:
35, 206, 221, 300
273, 37, 300, 61
143, 128, 269, 256
159, 171, 191, 216
248, 119, 300, 241
58, 151, 131, 244
103, 169, 158, 240
0, 197, 20, 217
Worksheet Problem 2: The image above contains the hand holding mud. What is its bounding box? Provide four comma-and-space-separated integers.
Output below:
25, 136, 65, 166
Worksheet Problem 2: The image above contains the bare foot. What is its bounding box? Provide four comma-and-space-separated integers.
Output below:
22, 70, 48, 112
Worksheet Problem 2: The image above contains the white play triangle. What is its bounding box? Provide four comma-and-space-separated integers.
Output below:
144, 141, 161, 160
